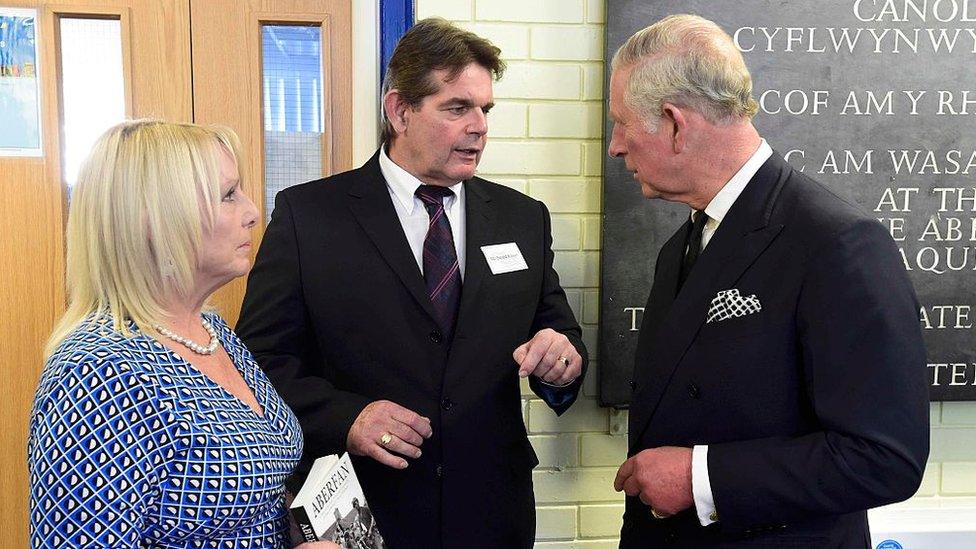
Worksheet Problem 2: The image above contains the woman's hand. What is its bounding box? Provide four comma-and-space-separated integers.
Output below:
295, 542, 340, 549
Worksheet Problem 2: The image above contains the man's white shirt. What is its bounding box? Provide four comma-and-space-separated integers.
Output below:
690, 139, 772, 526
379, 147, 467, 279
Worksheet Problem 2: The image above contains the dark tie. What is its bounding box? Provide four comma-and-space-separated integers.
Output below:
678, 210, 708, 290
416, 185, 462, 337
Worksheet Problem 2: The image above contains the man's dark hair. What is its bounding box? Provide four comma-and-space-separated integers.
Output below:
381, 17, 505, 142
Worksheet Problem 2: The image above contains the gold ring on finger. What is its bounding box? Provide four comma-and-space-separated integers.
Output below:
558, 356, 570, 366
380, 433, 393, 446
651, 508, 667, 520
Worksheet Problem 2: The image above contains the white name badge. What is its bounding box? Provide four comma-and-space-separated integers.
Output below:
481, 242, 529, 275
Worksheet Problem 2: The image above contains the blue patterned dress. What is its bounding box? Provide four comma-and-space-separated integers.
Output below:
28, 312, 304, 548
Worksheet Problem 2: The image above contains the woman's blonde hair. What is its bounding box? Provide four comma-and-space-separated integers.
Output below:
612, 14, 759, 129
45, 120, 244, 357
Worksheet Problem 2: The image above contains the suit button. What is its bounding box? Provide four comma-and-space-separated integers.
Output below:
664, 532, 677, 544
429, 330, 442, 343
441, 398, 454, 410
687, 383, 700, 399
435, 464, 443, 478
628, 379, 635, 390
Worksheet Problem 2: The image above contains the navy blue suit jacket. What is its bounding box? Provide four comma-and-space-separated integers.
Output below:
621, 153, 929, 548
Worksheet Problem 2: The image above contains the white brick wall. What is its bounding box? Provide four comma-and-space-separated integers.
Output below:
537, 506, 578, 539
412, 1, 976, 544
476, 0, 585, 24
529, 103, 603, 139
495, 62, 582, 100
551, 217, 583, 251
579, 504, 625, 537
415, 0, 472, 21
940, 462, 976, 494
531, 26, 604, 61
582, 63, 605, 101
478, 142, 582, 175
486, 101, 528, 138
529, 179, 601, 213
457, 22, 530, 59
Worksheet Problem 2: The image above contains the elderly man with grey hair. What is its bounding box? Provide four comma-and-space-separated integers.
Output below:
608, 14, 929, 547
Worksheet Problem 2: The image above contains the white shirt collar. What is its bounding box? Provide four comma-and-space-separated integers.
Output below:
702, 139, 772, 224
378, 146, 463, 214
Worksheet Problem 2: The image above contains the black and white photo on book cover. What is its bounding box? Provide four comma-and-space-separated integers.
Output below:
322, 495, 384, 549
289, 452, 385, 548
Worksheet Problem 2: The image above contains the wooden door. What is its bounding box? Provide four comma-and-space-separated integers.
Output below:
1, 0, 351, 543
0, 1, 191, 544
191, 0, 352, 324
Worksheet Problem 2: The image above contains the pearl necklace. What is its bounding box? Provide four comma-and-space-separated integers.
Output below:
154, 318, 220, 355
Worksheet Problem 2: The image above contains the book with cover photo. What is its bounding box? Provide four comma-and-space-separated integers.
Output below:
290, 452, 385, 548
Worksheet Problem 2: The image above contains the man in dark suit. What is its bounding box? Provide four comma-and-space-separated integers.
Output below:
607, 15, 929, 547
237, 18, 587, 549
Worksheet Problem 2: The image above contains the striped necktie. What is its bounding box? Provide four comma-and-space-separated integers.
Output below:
416, 185, 462, 337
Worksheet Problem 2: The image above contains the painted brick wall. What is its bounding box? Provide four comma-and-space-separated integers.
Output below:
414, 0, 976, 544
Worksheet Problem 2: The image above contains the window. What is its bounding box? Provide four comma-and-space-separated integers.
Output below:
59, 17, 125, 187
261, 24, 324, 224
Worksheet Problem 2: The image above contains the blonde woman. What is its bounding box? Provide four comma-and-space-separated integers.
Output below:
28, 120, 337, 549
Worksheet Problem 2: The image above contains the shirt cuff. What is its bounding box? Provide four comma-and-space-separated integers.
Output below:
692, 444, 719, 526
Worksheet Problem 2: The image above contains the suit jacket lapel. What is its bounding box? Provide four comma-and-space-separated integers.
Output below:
633, 219, 688, 367
347, 152, 440, 325
455, 180, 496, 334
629, 155, 791, 448
627, 221, 688, 447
